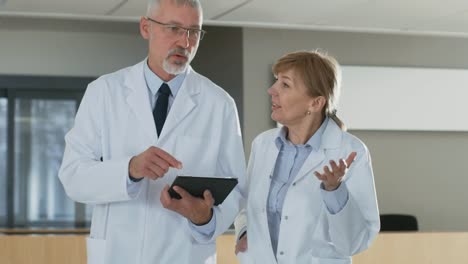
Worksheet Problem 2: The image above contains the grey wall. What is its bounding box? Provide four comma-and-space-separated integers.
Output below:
242, 27, 468, 231
191, 26, 244, 127
0, 17, 147, 77
0, 18, 243, 122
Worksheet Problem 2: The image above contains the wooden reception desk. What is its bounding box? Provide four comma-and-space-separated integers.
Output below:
1, 231, 468, 264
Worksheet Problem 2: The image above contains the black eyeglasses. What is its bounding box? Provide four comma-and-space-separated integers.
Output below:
145, 16, 206, 41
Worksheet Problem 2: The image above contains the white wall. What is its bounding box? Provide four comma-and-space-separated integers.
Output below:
339, 66, 468, 131
243, 27, 468, 231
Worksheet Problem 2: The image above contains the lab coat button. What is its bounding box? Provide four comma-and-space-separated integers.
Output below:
279, 251, 284, 255
292, 182, 296, 186
284, 216, 288, 220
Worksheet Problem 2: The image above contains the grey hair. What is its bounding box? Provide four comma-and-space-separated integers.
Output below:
146, 0, 202, 16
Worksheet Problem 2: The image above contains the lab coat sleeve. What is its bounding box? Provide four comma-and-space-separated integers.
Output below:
189, 211, 216, 237
190, 97, 246, 243
320, 181, 349, 214
59, 80, 135, 204
325, 146, 380, 256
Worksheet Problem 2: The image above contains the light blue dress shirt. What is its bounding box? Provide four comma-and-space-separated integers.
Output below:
127, 60, 216, 236
267, 117, 349, 255
143, 59, 185, 111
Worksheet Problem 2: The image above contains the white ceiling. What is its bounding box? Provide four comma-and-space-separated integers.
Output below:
1, 0, 468, 37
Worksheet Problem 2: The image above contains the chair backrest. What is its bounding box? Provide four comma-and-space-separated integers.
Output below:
379, 214, 418, 232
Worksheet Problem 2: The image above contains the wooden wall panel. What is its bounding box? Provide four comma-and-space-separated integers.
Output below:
1, 232, 468, 264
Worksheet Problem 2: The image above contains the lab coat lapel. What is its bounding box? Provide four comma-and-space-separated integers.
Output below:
124, 61, 157, 142
293, 120, 343, 183
157, 66, 198, 142
265, 140, 280, 178
293, 149, 326, 184
258, 140, 280, 207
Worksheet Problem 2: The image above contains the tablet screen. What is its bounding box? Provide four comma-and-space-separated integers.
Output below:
168, 176, 238, 205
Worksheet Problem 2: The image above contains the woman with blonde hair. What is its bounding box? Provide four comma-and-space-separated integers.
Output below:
235, 50, 380, 264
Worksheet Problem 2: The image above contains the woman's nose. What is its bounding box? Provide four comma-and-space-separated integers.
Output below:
267, 86, 275, 95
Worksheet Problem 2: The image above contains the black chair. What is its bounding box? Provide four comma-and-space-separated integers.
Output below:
379, 214, 418, 232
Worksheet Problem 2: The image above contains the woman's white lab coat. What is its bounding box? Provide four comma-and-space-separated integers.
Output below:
235, 120, 379, 264
59, 60, 245, 264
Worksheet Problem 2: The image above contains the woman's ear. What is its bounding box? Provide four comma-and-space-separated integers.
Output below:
309, 96, 327, 113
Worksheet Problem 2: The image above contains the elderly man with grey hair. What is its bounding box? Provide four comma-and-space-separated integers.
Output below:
59, 0, 246, 263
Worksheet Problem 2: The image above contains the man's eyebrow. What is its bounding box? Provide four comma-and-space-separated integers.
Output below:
165, 20, 202, 29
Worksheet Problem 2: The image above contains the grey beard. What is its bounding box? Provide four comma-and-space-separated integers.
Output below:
162, 59, 187, 75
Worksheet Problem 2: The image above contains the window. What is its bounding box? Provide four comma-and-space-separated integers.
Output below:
13, 97, 80, 227
0, 75, 93, 228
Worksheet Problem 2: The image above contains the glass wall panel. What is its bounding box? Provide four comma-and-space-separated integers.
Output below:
13, 98, 83, 227
0, 98, 7, 225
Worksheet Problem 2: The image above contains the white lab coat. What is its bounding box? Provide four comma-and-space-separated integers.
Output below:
235, 120, 379, 264
59, 60, 246, 264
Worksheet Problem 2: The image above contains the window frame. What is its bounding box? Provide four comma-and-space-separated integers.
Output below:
0, 92, 7, 225
0, 75, 94, 228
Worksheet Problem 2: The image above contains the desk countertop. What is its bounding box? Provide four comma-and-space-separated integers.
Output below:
0, 228, 236, 235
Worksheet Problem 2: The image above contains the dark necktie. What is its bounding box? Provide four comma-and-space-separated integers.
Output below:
153, 83, 171, 136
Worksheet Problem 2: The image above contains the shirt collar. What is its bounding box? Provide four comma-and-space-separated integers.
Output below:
275, 117, 329, 150
143, 59, 186, 97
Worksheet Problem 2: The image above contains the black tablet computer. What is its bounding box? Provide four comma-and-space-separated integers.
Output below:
168, 176, 238, 206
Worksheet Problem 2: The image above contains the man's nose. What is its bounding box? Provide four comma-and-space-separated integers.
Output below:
176, 30, 190, 48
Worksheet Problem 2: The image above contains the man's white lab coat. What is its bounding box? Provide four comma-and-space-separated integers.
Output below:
59, 60, 246, 264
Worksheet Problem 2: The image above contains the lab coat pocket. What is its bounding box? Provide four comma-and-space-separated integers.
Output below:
236, 251, 254, 264
86, 237, 107, 264
190, 242, 217, 264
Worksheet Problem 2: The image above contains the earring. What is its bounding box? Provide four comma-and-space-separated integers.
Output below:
306, 111, 311, 115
